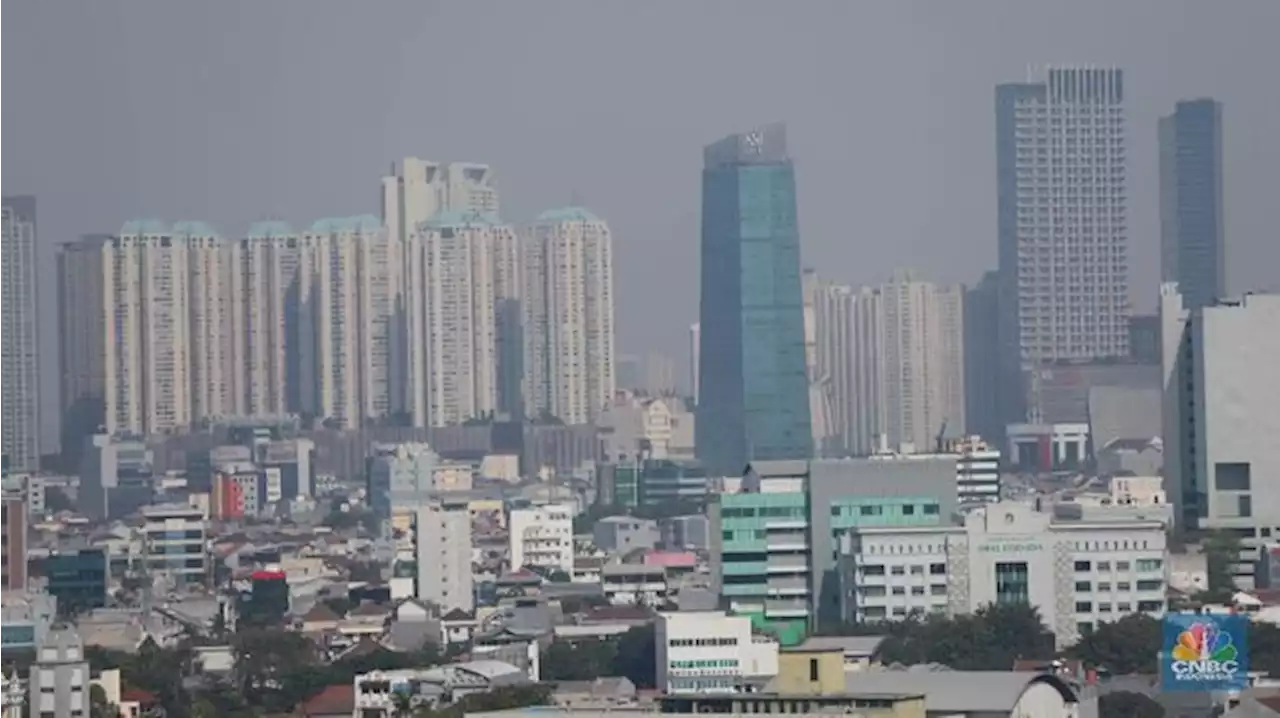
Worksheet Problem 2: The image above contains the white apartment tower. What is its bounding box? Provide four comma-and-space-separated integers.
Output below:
404, 211, 521, 427
1, 197, 41, 469
997, 67, 1130, 422
381, 158, 500, 247
106, 220, 194, 435
812, 273, 965, 456
415, 496, 475, 613
523, 208, 616, 424
230, 222, 295, 416
184, 222, 237, 421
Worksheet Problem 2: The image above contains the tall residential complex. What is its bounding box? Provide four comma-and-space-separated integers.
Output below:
381, 158, 500, 246
996, 67, 1130, 424
1160, 99, 1226, 310
404, 210, 521, 426
697, 124, 812, 475
523, 208, 616, 425
1161, 285, 1280, 586
1, 196, 41, 470
811, 272, 965, 456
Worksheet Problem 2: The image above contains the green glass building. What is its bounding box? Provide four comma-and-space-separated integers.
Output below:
711, 457, 958, 645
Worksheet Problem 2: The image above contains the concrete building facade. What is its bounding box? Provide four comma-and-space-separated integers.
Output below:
415, 496, 474, 613
838, 501, 1168, 648
1, 196, 41, 470
29, 627, 90, 718
523, 208, 616, 425
142, 503, 207, 587
508, 503, 574, 573
656, 611, 779, 694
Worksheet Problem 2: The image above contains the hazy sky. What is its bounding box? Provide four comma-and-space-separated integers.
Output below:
4, 1, 1278, 440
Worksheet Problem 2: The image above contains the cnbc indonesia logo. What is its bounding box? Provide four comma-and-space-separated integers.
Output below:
1169, 621, 1241, 685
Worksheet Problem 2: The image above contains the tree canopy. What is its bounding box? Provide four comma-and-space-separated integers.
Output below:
844, 604, 1056, 671
1099, 691, 1164, 718
541, 623, 656, 687
1066, 614, 1163, 675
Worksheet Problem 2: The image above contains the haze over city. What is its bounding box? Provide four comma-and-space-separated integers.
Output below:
3, 3, 1280, 717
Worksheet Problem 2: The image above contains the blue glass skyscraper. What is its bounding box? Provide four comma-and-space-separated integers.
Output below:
1160, 98, 1225, 310
696, 123, 812, 475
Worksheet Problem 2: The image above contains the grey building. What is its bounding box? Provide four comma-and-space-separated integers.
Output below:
1160, 98, 1226, 310
79, 434, 155, 520
1161, 286, 1280, 586
661, 514, 710, 551
963, 271, 1002, 443
1, 196, 41, 471
997, 68, 1130, 426
593, 516, 659, 554
29, 626, 90, 717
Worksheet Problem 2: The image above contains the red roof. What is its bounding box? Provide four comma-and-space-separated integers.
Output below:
301, 684, 355, 716
121, 687, 158, 705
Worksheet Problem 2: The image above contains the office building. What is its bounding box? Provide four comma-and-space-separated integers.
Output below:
2, 496, 27, 592
45, 549, 108, 614
1, 592, 57, 653
414, 496, 474, 613
404, 210, 521, 426
661, 515, 711, 551
1161, 286, 1280, 584
963, 271, 1002, 443
1160, 99, 1226, 310
656, 611, 779, 694
523, 207, 616, 424
711, 455, 958, 644
367, 443, 442, 539
689, 323, 701, 402
697, 124, 812, 474
950, 436, 1002, 506
997, 67, 1131, 425
508, 503, 574, 573
28, 627, 90, 718
837, 501, 1167, 648
593, 516, 660, 553
1, 196, 42, 470
57, 235, 111, 463
79, 434, 154, 521
142, 503, 207, 588
606, 458, 708, 509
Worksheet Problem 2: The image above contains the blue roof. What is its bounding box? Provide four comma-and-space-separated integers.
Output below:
535, 206, 601, 223
421, 209, 502, 229
171, 221, 219, 238
119, 219, 168, 235
309, 215, 382, 234
247, 221, 295, 238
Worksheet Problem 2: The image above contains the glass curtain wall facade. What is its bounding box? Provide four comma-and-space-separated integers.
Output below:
697, 124, 812, 476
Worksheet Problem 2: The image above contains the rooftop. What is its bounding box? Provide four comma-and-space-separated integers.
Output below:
309, 215, 381, 234
535, 206, 602, 223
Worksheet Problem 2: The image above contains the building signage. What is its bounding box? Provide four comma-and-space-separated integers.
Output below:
977, 536, 1044, 554
1161, 614, 1248, 692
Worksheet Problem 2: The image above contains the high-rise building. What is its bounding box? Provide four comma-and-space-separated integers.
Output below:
689, 323, 701, 403
508, 503, 574, 573
997, 67, 1130, 424
58, 235, 111, 461
381, 159, 500, 248
812, 272, 965, 456
2, 495, 27, 592
230, 221, 296, 417
404, 210, 520, 426
963, 271, 1001, 443
414, 496, 474, 613
697, 124, 812, 475
1160, 285, 1280, 586
523, 208, 616, 424
1, 196, 41, 470
366, 442, 441, 539
1160, 99, 1226, 310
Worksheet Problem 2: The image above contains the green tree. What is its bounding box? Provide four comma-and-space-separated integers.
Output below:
1066, 614, 1162, 675
233, 627, 320, 713
613, 623, 657, 688
1099, 691, 1164, 718
89, 684, 119, 718
1251, 622, 1280, 677
872, 604, 1055, 670
538, 624, 656, 687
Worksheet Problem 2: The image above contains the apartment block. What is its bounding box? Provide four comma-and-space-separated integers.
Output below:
1, 196, 41, 470
508, 503, 574, 573
414, 496, 474, 613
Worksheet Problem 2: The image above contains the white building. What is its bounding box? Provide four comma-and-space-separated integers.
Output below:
689, 323, 700, 403
142, 503, 207, 587
811, 272, 965, 456
404, 210, 521, 426
1, 197, 41, 470
950, 436, 1001, 505
838, 501, 1168, 648
655, 611, 779, 694
598, 394, 695, 462
600, 563, 667, 606
415, 496, 474, 613
28, 627, 89, 718
1162, 285, 1280, 586
523, 208, 616, 424
381, 159, 500, 249
508, 503, 574, 573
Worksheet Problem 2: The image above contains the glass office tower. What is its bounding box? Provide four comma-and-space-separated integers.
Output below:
696, 123, 812, 476
1160, 98, 1225, 310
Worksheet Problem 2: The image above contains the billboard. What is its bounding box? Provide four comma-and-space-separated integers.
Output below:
1161, 613, 1249, 692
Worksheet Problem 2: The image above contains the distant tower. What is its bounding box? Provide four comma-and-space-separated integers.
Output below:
1, 196, 41, 470
1160, 99, 1226, 309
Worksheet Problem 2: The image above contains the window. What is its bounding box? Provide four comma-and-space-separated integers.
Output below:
1074, 560, 1091, 571
1117, 582, 1131, 591
995, 562, 1030, 606
890, 566, 905, 576
861, 565, 885, 576
1116, 561, 1130, 571
1074, 581, 1091, 592
931, 584, 947, 596
1097, 582, 1111, 592
911, 586, 925, 596
1099, 602, 1112, 613
1138, 600, 1163, 612
930, 563, 946, 575
909, 565, 924, 575
1075, 601, 1092, 612
809, 659, 819, 681
923, 504, 940, 515
892, 587, 905, 595
1097, 561, 1111, 571
1137, 580, 1163, 592
1136, 559, 1162, 572
903, 504, 915, 515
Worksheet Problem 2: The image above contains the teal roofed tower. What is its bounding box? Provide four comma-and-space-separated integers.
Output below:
535, 206, 602, 223
309, 215, 382, 234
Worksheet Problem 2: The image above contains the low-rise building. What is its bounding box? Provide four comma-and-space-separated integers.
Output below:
508, 503, 574, 573
354, 660, 526, 716
601, 563, 668, 606
949, 436, 1001, 506
655, 611, 779, 694
29, 626, 90, 718
838, 501, 1168, 648
141, 503, 207, 588
593, 516, 659, 553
